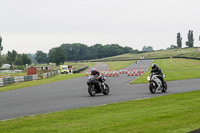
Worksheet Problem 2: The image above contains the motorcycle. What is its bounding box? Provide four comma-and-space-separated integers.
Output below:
147, 73, 167, 94
87, 75, 109, 97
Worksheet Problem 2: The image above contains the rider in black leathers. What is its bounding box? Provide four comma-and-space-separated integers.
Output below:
90, 68, 104, 90
150, 63, 165, 86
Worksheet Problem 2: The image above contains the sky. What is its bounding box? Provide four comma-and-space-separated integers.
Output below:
0, 0, 200, 54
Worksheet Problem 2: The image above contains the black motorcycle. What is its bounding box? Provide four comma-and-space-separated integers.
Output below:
87, 75, 109, 97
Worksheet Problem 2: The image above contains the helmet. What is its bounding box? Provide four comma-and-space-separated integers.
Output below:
91, 68, 96, 72
151, 63, 157, 69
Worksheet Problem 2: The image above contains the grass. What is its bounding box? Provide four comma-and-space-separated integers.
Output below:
0, 61, 133, 92
0, 62, 95, 92
131, 58, 200, 84
63, 62, 94, 70
150, 58, 200, 70
0, 72, 27, 79
0, 90, 199, 133
106, 61, 135, 70
1, 56, 200, 132
0, 62, 94, 78
0, 73, 85, 92
95, 47, 199, 61
2, 58, 200, 90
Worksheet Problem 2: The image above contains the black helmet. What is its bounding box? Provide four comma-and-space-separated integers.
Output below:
151, 63, 157, 69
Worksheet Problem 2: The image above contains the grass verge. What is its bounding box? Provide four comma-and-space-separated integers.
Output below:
0, 90, 200, 133
131, 58, 200, 84
0, 73, 85, 92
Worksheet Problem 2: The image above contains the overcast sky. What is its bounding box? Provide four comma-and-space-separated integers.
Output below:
0, 0, 200, 54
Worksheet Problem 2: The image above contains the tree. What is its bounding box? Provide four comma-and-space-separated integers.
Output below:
14, 54, 22, 65
142, 46, 153, 51
123, 46, 134, 53
177, 33, 182, 48
27, 53, 37, 64
14, 54, 32, 66
169, 45, 178, 49
61, 43, 89, 61
61, 43, 135, 61
49, 47, 66, 66
35, 51, 48, 63
0, 55, 6, 66
0, 35, 3, 55
186, 30, 194, 47
89, 44, 105, 59
21, 54, 32, 65
7, 50, 17, 69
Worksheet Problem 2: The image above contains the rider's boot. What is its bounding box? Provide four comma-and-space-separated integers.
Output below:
160, 78, 165, 87
101, 83, 105, 92
162, 80, 165, 87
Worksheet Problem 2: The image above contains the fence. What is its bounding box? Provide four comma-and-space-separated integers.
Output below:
42, 70, 60, 79
0, 74, 38, 87
0, 68, 86, 87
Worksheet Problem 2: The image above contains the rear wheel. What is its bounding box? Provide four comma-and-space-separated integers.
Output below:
103, 83, 109, 95
149, 82, 156, 94
88, 85, 96, 97
162, 82, 167, 92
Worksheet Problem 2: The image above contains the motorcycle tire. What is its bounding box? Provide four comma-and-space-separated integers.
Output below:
103, 83, 109, 95
162, 82, 167, 92
149, 82, 156, 94
88, 85, 96, 97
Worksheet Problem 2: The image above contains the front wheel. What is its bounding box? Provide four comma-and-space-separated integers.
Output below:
103, 83, 109, 95
149, 82, 156, 94
162, 82, 167, 92
88, 85, 96, 97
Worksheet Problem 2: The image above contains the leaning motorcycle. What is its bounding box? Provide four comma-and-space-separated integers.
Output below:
87, 75, 109, 97
147, 73, 167, 94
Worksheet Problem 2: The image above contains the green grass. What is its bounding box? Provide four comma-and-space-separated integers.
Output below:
63, 62, 94, 70
0, 72, 27, 77
0, 61, 134, 92
0, 73, 85, 92
106, 61, 135, 70
149, 58, 200, 70
0, 62, 94, 92
0, 72, 27, 79
0, 90, 199, 133
94, 47, 199, 61
131, 58, 200, 84
5, 62, 94, 77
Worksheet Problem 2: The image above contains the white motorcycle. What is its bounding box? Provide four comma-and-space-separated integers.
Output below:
147, 73, 167, 94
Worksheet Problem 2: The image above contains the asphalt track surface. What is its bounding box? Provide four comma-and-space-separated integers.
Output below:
0, 60, 200, 120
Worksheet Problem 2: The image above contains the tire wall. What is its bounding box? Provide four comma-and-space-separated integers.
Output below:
0, 74, 37, 87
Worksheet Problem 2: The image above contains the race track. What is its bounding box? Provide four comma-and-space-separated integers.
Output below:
0, 60, 200, 120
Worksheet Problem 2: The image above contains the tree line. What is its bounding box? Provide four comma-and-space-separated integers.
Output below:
60, 43, 134, 60
0, 41, 136, 67
41, 43, 135, 66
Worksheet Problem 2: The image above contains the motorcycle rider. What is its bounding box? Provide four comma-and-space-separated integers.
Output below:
90, 68, 104, 91
150, 63, 165, 87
